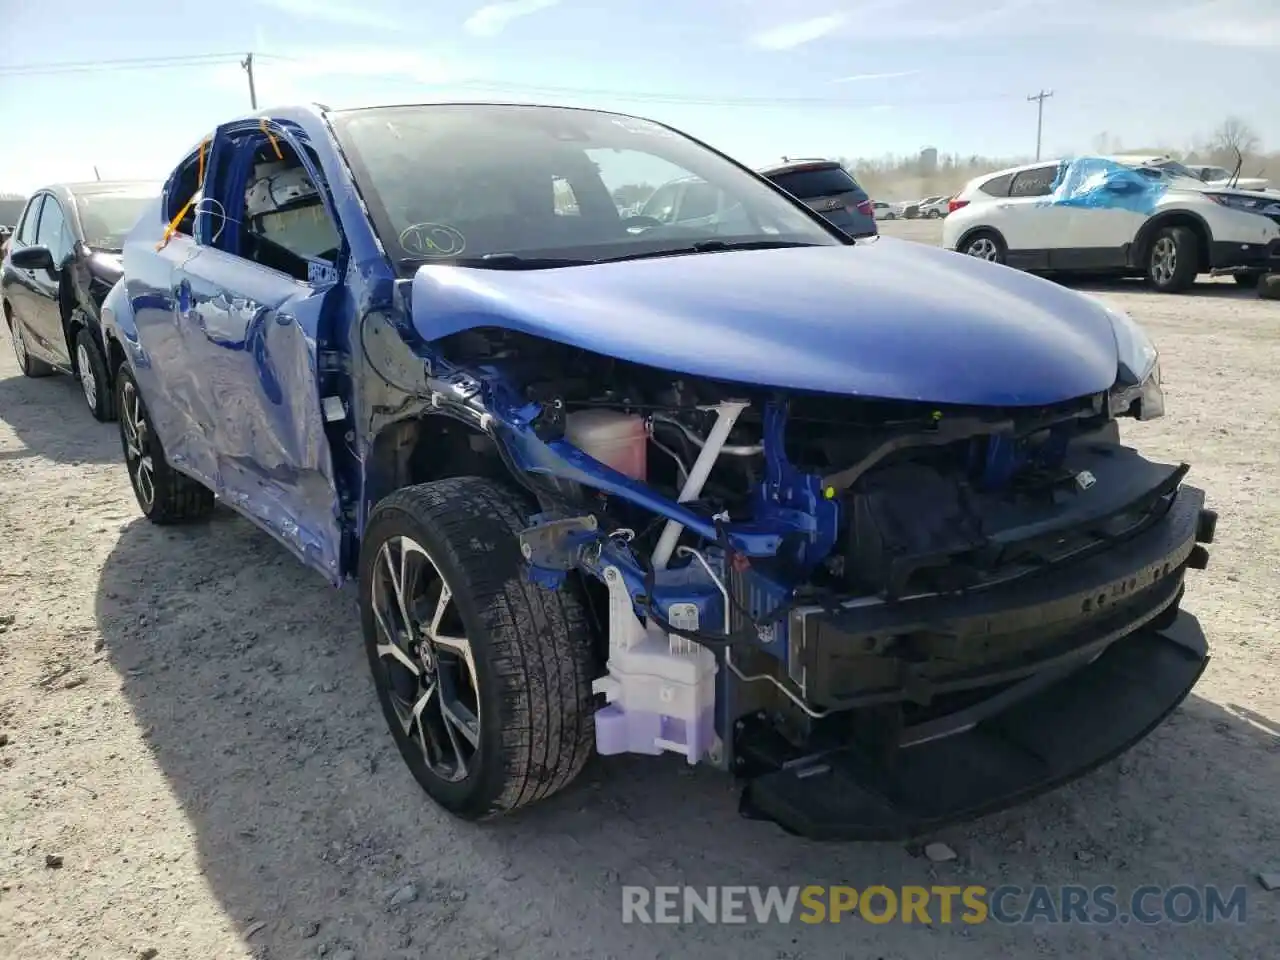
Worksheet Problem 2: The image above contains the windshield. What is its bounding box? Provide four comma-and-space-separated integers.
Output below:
74, 191, 156, 250
1138, 159, 1205, 184
329, 104, 843, 271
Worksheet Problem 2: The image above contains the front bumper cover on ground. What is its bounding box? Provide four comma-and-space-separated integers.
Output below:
740, 611, 1209, 840
738, 484, 1216, 841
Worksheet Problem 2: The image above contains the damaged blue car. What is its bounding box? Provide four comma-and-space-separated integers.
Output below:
100, 102, 1218, 839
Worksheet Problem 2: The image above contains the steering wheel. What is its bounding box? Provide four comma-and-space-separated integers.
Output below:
620, 214, 666, 232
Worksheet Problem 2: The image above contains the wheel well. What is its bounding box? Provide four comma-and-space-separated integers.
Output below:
365, 415, 516, 517
1134, 213, 1211, 272
106, 334, 127, 378
955, 225, 1005, 252
362, 414, 609, 650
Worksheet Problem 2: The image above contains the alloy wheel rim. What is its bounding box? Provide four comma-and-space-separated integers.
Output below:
121, 381, 155, 509
967, 237, 998, 261
371, 535, 481, 783
1151, 237, 1176, 284
77, 343, 97, 409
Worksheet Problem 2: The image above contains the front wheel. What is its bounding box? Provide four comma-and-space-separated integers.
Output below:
74, 324, 115, 422
1146, 226, 1199, 293
360, 478, 596, 820
114, 363, 215, 523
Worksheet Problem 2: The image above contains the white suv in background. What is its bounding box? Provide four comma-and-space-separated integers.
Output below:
942, 156, 1280, 292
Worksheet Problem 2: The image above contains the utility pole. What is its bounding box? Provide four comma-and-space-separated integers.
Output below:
1027, 89, 1054, 161
241, 52, 258, 109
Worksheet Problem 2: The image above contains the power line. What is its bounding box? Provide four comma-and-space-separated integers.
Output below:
0, 52, 244, 77
0, 51, 1042, 113
1027, 89, 1054, 161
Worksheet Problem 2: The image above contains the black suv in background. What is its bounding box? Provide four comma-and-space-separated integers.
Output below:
760, 158, 878, 238
1, 180, 159, 420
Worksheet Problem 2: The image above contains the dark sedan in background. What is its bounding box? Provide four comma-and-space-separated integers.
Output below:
1, 180, 159, 420
759, 158, 878, 238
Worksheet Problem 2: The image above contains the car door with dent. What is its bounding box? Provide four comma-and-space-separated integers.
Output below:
173, 119, 345, 582
126, 142, 223, 482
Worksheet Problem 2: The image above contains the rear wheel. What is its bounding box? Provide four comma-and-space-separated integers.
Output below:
1146, 226, 1199, 293
8, 316, 53, 377
360, 478, 596, 820
962, 230, 1006, 265
115, 363, 215, 523
74, 324, 115, 422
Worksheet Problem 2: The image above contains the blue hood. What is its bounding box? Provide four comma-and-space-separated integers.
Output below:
409, 238, 1121, 407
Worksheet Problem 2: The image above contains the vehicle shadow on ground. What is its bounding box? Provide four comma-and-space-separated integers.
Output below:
0, 370, 117, 464
95, 514, 1279, 960
1060, 276, 1259, 300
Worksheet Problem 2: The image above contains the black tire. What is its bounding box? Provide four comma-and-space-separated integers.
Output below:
960, 229, 1007, 265
360, 477, 596, 820
1146, 225, 1199, 293
7, 315, 54, 377
1233, 272, 1261, 289
114, 363, 215, 523
73, 324, 115, 422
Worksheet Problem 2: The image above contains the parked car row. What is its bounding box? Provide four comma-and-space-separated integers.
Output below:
1, 102, 1218, 842
1, 180, 160, 418
942, 154, 1280, 292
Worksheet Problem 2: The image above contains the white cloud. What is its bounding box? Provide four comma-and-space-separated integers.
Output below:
832, 70, 921, 83
463, 0, 561, 37
254, 0, 399, 30
750, 14, 847, 50
209, 48, 482, 108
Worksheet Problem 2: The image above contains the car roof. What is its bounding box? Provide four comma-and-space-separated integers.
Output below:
758, 158, 844, 177
30, 179, 162, 199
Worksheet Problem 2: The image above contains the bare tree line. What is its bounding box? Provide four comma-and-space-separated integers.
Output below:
842, 117, 1271, 202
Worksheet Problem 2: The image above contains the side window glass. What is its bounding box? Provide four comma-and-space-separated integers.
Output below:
16, 196, 44, 245
978, 173, 1014, 197
163, 145, 208, 238
237, 135, 341, 283
1008, 165, 1059, 198
35, 198, 69, 262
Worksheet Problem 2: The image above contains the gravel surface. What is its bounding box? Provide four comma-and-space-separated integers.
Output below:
2, 225, 1277, 959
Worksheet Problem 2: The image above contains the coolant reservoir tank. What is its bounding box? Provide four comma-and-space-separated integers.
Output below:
564, 409, 648, 482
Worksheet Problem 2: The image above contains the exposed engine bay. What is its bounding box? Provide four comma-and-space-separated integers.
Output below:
386, 323, 1215, 837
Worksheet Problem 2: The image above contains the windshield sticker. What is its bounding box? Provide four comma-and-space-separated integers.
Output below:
399, 222, 467, 258
307, 260, 339, 284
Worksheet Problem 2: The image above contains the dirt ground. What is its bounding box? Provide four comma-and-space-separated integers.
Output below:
2, 223, 1278, 960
